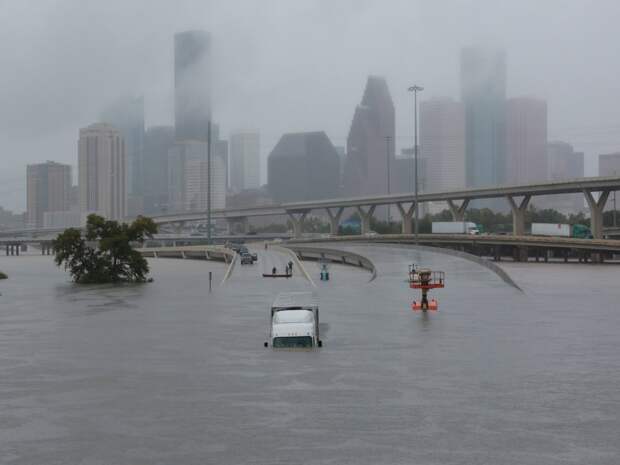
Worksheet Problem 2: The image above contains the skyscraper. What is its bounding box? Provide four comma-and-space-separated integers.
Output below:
461, 47, 506, 188
100, 96, 145, 214
167, 139, 226, 213
78, 123, 126, 220
216, 139, 229, 191
229, 132, 260, 192
599, 152, 620, 213
268, 131, 340, 203
26, 161, 72, 228
537, 141, 584, 213
505, 97, 547, 184
599, 152, 620, 177
548, 141, 584, 180
344, 76, 395, 197
420, 98, 466, 193
175, 30, 211, 142
143, 126, 175, 214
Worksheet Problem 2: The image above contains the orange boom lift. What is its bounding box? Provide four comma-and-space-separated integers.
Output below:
408, 264, 445, 312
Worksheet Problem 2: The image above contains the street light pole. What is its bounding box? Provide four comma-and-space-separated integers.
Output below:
385, 136, 392, 225
614, 170, 617, 228
207, 120, 212, 245
408, 85, 424, 243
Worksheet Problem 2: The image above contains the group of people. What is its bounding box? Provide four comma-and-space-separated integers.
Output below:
271, 261, 294, 276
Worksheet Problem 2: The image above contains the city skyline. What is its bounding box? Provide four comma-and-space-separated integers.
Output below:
2, 1, 620, 211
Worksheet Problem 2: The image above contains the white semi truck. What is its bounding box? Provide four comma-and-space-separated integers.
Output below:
432, 221, 480, 235
530, 223, 592, 239
264, 292, 322, 348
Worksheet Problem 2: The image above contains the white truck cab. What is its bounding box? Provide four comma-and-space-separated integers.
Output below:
265, 292, 322, 348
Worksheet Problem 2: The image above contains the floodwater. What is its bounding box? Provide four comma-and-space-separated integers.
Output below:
0, 245, 619, 464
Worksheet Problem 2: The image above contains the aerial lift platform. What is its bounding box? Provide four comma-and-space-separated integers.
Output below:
408, 264, 445, 312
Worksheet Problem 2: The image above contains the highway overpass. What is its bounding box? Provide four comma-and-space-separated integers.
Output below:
287, 233, 620, 263
134, 175, 620, 240
2, 175, 620, 240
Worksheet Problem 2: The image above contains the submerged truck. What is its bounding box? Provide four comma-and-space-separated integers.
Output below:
531, 223, 592, 239
264, 292, 322, 348
432, 221, 480, 235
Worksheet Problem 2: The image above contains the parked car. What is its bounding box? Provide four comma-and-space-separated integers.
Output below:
240, 253, 254, 265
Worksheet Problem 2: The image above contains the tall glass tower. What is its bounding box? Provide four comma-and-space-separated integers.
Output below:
460, 47, 506, 188
174, 30, 211, 142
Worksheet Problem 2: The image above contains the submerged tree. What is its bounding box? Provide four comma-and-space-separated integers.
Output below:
53, 214, 157, 284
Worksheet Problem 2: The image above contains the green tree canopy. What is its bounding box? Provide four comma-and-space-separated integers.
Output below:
53, 214, 157, 284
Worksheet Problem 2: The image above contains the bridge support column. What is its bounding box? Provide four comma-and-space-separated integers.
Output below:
5, 245, 9, 256
514, 246, 528, 262
325, 207, 344, 235
227, 217, 249, 235
356, 205, 376, 235
287, 211, 309, 238
447, 199, 470, 221
583, 189, 610, 239
506, 195, 531, 236
396, 202, 416, 234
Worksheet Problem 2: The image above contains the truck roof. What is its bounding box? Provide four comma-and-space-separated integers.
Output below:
272, 292, 318, 310
273, 309, 314, 324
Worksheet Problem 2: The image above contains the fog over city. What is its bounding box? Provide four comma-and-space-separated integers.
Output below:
1, 0, 620, 211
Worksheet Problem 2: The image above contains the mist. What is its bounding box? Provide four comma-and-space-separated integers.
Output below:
2, 0, 620, 211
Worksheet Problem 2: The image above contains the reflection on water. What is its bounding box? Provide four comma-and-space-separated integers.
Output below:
0, 251, 619, 464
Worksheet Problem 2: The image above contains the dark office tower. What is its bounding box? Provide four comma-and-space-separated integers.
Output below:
175, 30, 211, 142
343, 76, 395, 197
267, 131, 340, 203
100, 96, 145, 215
461, 47, 506, 188
143, 126, 175, 214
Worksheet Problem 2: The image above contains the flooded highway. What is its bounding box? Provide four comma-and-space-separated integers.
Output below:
1, 244, 619, 464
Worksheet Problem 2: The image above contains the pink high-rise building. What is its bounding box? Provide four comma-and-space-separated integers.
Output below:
420, 98, 466, 193
505, 97, 547, 185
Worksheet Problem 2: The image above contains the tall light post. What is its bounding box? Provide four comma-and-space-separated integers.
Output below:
408, 85, 423, 242
206, 120, 212, 244
385, 136, 392, 225
614, 170, 618, 228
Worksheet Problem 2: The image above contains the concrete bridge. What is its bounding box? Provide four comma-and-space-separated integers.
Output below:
140, 175, 620, 240
2, 175, 620, 243
0, 239, 54, 256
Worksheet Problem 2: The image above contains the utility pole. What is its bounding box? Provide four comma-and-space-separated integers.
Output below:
614, 170, 618, 228
207, 121, 212, 245
408, 85, 424, 243
385, 136, 392, 225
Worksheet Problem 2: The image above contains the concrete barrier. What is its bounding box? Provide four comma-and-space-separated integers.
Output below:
221, 253, 237, 285
137, 245, 234, 263
282, 244, 377, 282
270, 245, 316, 286
369, 243, 523, 291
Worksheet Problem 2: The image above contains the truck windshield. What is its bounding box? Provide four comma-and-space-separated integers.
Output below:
273, 336, 313, 348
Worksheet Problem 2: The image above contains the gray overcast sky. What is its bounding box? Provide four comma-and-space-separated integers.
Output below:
1, 0, 620, 211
